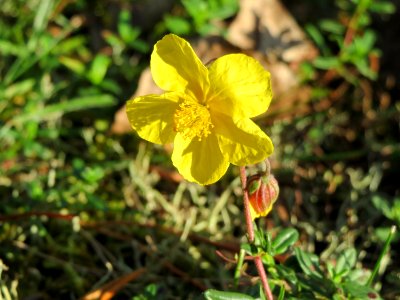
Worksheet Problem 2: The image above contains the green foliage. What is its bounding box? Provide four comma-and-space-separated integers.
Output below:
206, 223, 393, 299
182, 0, 239, 35
372, 196, 400, 242
304, 0, 395, 82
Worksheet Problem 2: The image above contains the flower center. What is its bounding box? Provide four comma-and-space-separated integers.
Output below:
174, 100, 213, 141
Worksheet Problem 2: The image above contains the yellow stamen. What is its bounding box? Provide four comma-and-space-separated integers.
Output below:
174, 100, 213, 141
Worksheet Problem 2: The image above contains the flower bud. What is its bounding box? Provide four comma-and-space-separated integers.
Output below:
247, 174, 279, 220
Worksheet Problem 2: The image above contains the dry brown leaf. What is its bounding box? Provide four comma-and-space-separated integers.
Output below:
81, 268, 146, 300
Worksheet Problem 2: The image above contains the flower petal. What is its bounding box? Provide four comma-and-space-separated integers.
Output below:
151, 34, 209, 102
126, 93, 179, 144
207, 54, 272, 119
213, 112, 274, 165
249, 203, 273, 220
171, 133, 230, 185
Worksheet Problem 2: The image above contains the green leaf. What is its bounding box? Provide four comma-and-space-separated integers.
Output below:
59, 56, 86, 75
392, 199, 400, 223
294, 248, 323, 279
28, 0, 55, 51
305, 24, 329, 55
375, 227, 391, 242
164, 15, 191, 35
320, 20, 345, 35
371, 195, 393, 219
203, 289, 255, 300
130, 39, 150, 53
118, 9, 141, 44
341, 281, 381, 299
208, 0, 239, 20
4, 79, 36, 99
335, 247, 357, 277
87, 54, 111, 84
182, 0, 209, 25
33, 0, 54, 33
0, 39, 25, 56
354, 59, 377, 80
53, 36, 87, 55
271, 228, 299, 255
359, 30, 376, 52
275, 264, 298, 287
261, 252, 275, 266
370, 1, 396, 14
313, 57, 341, 70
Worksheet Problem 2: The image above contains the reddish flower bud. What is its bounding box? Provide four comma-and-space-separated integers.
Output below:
247, 174, 279, 220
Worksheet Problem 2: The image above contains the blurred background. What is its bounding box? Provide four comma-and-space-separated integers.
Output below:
0, 0, 399, 299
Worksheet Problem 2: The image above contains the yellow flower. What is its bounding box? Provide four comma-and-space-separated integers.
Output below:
126, 34, 274, 185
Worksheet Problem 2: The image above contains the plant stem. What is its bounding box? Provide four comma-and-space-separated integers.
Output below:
254, 256, 274, 300
367, 225, 397, 286
234, 248, 246, 287
343, 0, 369, 46
264, 158, 271, 176
239, 166, 273, 300
239, 166, 254, 243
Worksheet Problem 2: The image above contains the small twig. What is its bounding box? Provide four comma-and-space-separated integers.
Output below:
0, 211, 76, 222
215, 250, 237, 264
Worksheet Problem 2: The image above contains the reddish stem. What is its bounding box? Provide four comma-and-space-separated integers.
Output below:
254, 256, 274, 300
239, 166, 254, 242
239, 165, 273, 300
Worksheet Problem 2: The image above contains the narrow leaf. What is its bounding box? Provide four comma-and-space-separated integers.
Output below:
12, 94, 116, 124
271, 228, 299, 255
204, 289, 255, 300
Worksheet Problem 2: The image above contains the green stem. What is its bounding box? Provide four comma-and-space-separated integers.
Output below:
234, 248, 245, 287
367, 225, 397, 286
277, 284, 286, 300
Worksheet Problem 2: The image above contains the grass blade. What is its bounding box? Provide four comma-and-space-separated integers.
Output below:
367, 225, 397, 286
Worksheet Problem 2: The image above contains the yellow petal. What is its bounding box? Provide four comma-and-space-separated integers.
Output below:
249, 202, 273, 220
171, 133, 230, 185
212, 111, 274, 166
126, 93, 179, 144
249, 203, 260, 220
151, 34, 209, 102
207, 54, 272, 119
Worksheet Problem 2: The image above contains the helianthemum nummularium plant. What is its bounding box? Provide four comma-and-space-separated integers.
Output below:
126, 34, 274, 185
126, 34, 278, 299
